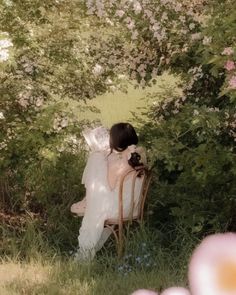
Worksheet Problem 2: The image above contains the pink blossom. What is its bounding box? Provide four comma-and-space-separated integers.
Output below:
133, 1, 142, 14
189, 232, 236, 295
161, 287, 190, 295
92, 64, 103, 76
191, 33, 201, 41
202, 36, 212, 45
229, 76, 236, 89
131, 30, 139, 40
222, 47, 234, 55
152, 23, 160, 32
174, 3, 182, 12
127, 21, 135, 30
115, 10, 125, 18
131, 289, 158, 295
179, 15, 186, 23
161, 12, 168, 22
224, 61, 235, 71
144, 9, 152, 18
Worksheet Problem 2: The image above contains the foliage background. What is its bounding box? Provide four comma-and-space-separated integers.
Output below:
0, 0, 235, 269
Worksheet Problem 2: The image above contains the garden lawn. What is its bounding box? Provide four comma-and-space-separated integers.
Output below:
0, 257, 186, 295
74, 72, 182, 127
0, 225, 194, 295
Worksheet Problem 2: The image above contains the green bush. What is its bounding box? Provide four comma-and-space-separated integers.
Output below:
139, 1, 236, 237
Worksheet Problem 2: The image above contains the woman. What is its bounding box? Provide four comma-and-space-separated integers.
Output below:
71, 123, 146, 260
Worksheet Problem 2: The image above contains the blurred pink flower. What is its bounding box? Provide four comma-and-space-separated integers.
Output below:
161, 287, 190, 295
222, 47, 234, 55
115, 10, 125, 18
229, 76, 236, 89
131, 289, 158, 295
133, 1, 142, 14
224, 61, 235, 71
189, 232, 236, 295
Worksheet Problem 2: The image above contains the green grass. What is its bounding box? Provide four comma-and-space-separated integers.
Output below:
0, 247, 188, 295
0, 259, 178, 295
71, 72, 182, 128
0, 224, 197, 295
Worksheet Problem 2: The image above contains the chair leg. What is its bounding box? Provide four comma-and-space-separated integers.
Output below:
117, 235, 123, 259
117, 223, 124, 259
104, 224, 125, 258
105, 224, 119, 244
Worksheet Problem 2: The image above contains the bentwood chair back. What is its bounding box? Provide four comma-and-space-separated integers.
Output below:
104, 166, 152, 257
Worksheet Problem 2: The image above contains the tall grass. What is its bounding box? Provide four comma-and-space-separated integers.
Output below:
0, 222, 199, 295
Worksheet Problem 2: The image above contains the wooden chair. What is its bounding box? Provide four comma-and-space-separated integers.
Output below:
104, 166, 152, 258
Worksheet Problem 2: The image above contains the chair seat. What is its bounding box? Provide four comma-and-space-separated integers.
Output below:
105, 215, 139, 225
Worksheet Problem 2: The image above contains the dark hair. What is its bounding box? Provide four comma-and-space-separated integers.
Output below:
109, 122, 142, 168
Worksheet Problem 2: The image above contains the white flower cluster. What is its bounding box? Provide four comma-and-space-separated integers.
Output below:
0, 127, 16, 151
53, 115, 69, 132
224, 112, 236, 141
0, 34, 13, 62
57, 134, 83, 154
151, 93, 186, 123
18, 91, 31, 108
0, 111, 5, 119
20, 56, 36, 74
17, 84, 44, 110
133, 1, 142, 14
84, 0, 204, 82
0, 140, 7, 151
3, 0, 13, 6
92, 63, 104, 76
202, 36, 212, 46
186, 66, 203, 92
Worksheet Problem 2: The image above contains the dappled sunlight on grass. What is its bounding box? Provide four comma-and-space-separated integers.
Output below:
0, 241, 189, 295
0, 224, 193, 294
0, 261, 51, 294
67, 72, 182, 127
0, 224, 194, 294
0, 262, 49, 284
0, 260, 95, 295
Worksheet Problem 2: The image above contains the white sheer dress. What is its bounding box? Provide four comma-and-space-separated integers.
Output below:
75, 145, 146, 260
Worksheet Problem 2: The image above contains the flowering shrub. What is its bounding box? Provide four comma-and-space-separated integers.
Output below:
138, 0, 236, 236
85, 0, 207, 84
1, 0, 235, 253
0, 0, 125, 251
0, 1, 123, 206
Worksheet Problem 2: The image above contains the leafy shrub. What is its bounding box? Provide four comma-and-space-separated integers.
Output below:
139, 0, 236, 236
1, 0, 235, 256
